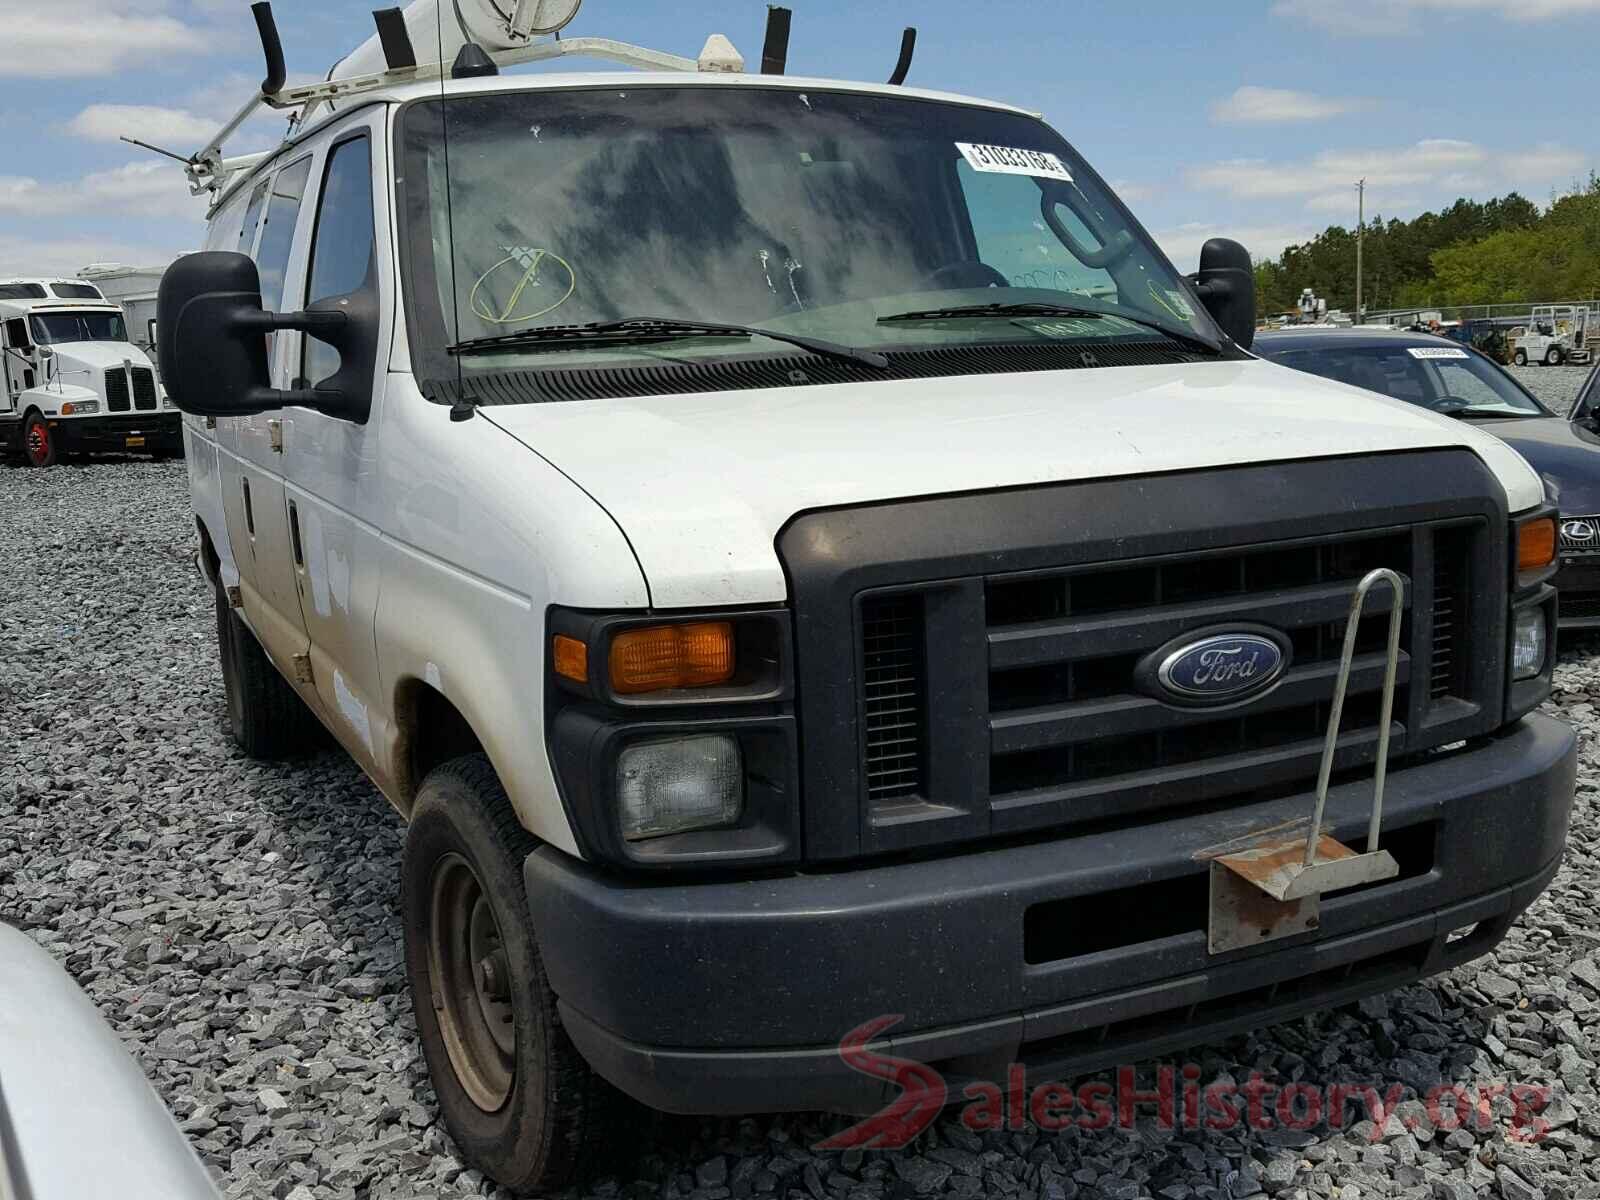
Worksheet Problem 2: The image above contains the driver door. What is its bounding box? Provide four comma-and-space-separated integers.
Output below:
216, 162, 321, 707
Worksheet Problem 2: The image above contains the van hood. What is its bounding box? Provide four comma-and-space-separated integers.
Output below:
1474, 413, 1600, 516
483, 358, 1544, 607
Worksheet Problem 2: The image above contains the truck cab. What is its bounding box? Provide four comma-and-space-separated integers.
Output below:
0, 279, 182, 466
156, 3, 1576, 1193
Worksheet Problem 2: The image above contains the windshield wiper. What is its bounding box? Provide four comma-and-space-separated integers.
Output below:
877, 301, 1223, 355
1437, 405, 1539, 420
448, 317, 889, 369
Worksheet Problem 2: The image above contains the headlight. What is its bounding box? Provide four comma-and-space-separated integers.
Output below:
1512, 607, 1547, 680
60, 400, 99, 416
617, 734, 742, 841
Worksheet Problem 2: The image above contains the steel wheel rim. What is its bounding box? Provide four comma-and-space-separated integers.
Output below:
25, 421, 47, 464
429, 853, 516, 1111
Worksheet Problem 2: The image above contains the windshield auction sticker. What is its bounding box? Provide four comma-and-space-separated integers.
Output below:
957, 143, 1073, 181
1407, 347, 1470, 359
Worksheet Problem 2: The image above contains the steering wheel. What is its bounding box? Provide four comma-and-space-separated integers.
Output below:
925, 261, 1009, 290
1433, 395, 1475, 414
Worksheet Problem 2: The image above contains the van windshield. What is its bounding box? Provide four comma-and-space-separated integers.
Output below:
30, 310, 128, 345
398, 85, 1223, 388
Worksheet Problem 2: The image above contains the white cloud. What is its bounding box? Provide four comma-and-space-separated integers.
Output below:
66, 104, 218, 146
1273, 0, 1600, 35
0, 234, 184, 279
1154, 222, 1323, 272
1, 2, 208, 77
1210, 86, 1369, 124
1505, 143, 1588, 184
0, 161, 206, 222
1109, 179, 1154, 203
1188, 138, 1588, 206
1186, 140, 1478, 200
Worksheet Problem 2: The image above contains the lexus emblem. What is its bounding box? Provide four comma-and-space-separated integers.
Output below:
1563, 519, 1597, 544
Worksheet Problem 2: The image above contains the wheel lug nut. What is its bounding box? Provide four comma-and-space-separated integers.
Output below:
477, 951, 510, 1001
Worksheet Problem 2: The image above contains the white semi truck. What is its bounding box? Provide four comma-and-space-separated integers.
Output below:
154, 1, 1574, 1192
0, 279, 181, 466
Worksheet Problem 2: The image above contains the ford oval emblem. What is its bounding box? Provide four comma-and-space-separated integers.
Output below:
1142, 627, 1290, 706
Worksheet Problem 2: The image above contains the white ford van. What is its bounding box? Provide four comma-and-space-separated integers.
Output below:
158, 2, 1575, 1192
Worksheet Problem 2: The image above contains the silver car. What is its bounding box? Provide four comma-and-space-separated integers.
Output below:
0, 924, 219, 1200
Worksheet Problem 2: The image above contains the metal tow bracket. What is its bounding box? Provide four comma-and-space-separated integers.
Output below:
1208, 568, 1405, 954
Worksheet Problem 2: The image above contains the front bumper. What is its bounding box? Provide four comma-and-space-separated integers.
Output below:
1556, 559, 1600, 629
51, 412, 182, 454
527, 714, 1575, 1115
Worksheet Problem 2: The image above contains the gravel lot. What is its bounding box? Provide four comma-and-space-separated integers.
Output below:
3, 385, 1600, 1200
1507, 363, 1589, 414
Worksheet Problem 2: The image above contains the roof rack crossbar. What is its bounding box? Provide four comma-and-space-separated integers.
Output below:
182, 0, 740, 199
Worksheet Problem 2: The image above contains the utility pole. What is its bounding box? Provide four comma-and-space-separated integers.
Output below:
1356, 178, 1366, 320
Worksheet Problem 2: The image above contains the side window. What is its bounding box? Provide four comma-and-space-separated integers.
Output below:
202, 191, 249, 252
302, 136, 376, 388
254, 157, 313, 312
237, 180, 270, 257
956, 161, 1112, 298
4, 318, 30, 349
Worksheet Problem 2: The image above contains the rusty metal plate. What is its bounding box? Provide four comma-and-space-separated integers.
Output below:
1209, 860, 1321, 954
1215, 834, 1398, 902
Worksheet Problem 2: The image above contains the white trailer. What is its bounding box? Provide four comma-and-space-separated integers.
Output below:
78, 264, 168, 361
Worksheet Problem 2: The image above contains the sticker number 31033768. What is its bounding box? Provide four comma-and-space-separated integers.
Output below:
956, 142, 1074, 182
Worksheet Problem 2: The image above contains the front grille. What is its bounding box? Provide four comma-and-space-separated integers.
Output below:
1558, 514, 1600, 557
851, 519, 1493, 844
132, 367, 157, 410
860, 596, 926, 804
104, 369, 130, 412
786, 451, 1507, 861
981, 530, 1422, 827
1430, 526, 1472, 699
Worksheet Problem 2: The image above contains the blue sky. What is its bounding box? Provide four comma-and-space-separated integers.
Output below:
2, 0, 1596, 278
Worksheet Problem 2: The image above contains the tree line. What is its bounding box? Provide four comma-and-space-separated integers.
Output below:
1252, 176, 1600, 316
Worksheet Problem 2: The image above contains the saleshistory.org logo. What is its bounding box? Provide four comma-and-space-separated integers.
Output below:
813, 1017, 1555, 1151
1155, 632, 1286, 704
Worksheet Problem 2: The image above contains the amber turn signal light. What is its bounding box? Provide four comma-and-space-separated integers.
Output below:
1517, 517, 1557, 574
610, 622, 735, 694
552, 634, 589, 684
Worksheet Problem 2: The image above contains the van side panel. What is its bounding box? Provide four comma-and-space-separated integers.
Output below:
372, 376, 649, 853
184, 420, 238, 589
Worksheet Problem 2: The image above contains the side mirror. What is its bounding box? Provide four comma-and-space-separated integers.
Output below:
37, 346, 53, 360
157, 251, 370, 421
1187, 238, 1256, 351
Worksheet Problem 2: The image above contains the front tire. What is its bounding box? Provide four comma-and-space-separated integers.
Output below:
22, 412, 56, 467
1514, 349, 1528, 366
1546, 346, 1564, 366
403, 755, 627, 1195
213, 578, 322, 758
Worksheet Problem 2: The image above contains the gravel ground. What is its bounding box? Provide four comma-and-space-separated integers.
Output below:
3, 449, 1600, 1200
1505, 363, 1589, 415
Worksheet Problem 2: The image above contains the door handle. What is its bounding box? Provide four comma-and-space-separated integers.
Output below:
288, 500, 304, 568
242, 477, 255, 537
